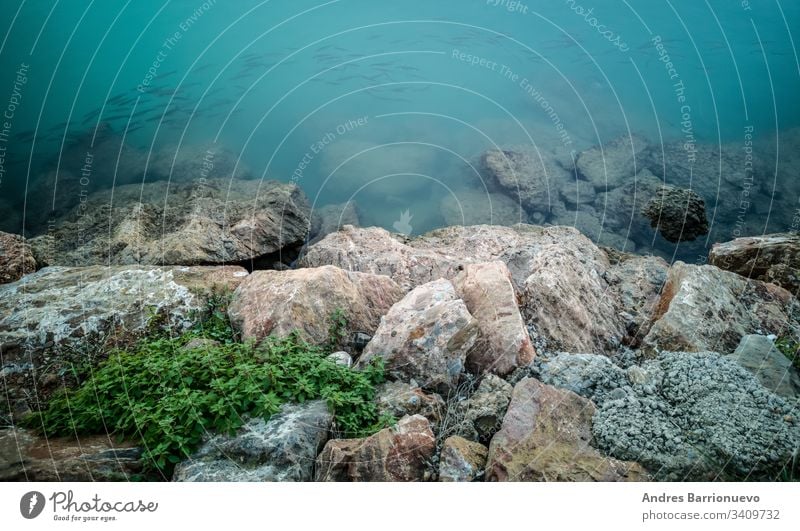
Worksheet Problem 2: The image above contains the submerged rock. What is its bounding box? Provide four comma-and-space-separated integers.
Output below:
0, 232, 36, 284
642, 262, 798, 356
641, 185, 709, 243
308, 201, 360, 245
357, 279, 479, 393
440, 189, 527, 227
228, 265, 403, 346
709, 233, 800, 294
576, 134, 649, 190
30, 178, 310, 267
173, 401, 332, 482
485, 378, 648, 482
315, 415, 435, 482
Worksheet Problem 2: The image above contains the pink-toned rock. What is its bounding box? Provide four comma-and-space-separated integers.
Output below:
438, 436, 488, 482
315, 415, 435, 481
228, 265, 404, 346
357, 279, 479, 393
0, 232, 36, 284
453, 261, 535, 376
486, 378, 648, 482
642, 262, 798, 356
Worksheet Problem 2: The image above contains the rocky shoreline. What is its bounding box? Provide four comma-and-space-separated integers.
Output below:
1, 212, 799, 481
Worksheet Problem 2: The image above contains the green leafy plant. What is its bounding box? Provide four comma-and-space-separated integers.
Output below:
775, 336, 800, 371
326, 307, 349, 353
25, 313, 392, 477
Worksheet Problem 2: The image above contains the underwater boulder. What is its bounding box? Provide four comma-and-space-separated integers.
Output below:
308, 201, 360, 245
576, 134, 649, 191
440, 188, 527, 227
641, 185, 709, 243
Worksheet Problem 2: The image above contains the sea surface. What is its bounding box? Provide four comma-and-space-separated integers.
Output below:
0, 0, 798, 261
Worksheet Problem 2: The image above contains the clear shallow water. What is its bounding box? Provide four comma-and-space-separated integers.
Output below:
0, 0, 798, 260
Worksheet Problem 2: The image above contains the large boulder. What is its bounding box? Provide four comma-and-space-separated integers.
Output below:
731, 335, 800, 398
481, 148, 572, 214
0, 232, 36, 284
453, 261, 536, 376
606, 255, 669, 346
642, 262, 798, 356
0, 265, 247, 419
357, 279, 479, 393
228, 265, 403, 346
641, 186, 709, 243
593, 352, 800, 480
485, 378, 648, 482
315, 415, 436, 481
438, 436, 488, 482
709, 233, 800, 294
29, 178, 310, 267
0, 428, 143, 481
173, 401, 332, 482
576, 134, 649, 190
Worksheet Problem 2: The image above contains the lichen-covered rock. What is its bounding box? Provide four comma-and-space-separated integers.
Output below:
0, 428, 143, 481
486, 378, 648, 482
173, 401, 332, 482
0, 231, 36, 284
357, 279, 479, 393
308, 202, 360, 245
709, 233, 800, 294
642, 262, 798, 356
453, 261, 536, 376
440, 189, 526, 227
228, 265, 404, 346
315, 415, 435, 481
447, 374, 513, 445
593, 352, 800, 480
641, 186, 709, 243
30, 178, 310, 267
481, 148, 572, 214
537, 353, 632, 405
731, 335, 800, 398
438, 436, 488, 482
577, 134, 649, 190
375, 381, 445, 426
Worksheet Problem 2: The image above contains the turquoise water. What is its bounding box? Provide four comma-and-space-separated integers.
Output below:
0, 1, 798, 258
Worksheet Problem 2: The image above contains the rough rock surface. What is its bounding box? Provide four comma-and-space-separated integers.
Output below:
0, 232, 36, 284
594, 168, 663, 236
315, 415, 435, 481
375, 382, 445, 426
0, 265, 247, 419
576, 134, 649, 190
485, 378, 648, 482
453, 261, 536, 376
559, 179, 597, 206
438, 436, 488, 482
606, 255, 669, 346
441, 189, 527, 227
0, 428, 143, 481
642, 262, 798, 356
593, 352, 800, 480
228, 265, 403, 346
731, 335, 800, 398
481, 148, 572, 213
709, 233, 800, 294
537, 353, 632, 405
447, 374, 513, 445
641, 186, 709, 243
357, 279, 479, 393
308, 202, 360, 245
29, 178, 310, 267
173, 401, 332, 482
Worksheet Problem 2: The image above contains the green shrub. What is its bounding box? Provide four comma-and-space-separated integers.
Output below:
25, 304, 392, 477
775, 336, 800, 371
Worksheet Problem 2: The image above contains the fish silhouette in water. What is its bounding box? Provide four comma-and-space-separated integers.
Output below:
392, 210, 413, 236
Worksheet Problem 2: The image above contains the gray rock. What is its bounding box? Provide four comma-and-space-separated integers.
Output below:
732, 335, 800, 398
537, 353, 631, 405
593, 352, 800, 480
438, 436, 488, 482
375, 381, 445, 426
447, 374, 513, 445
440, 189, 527, 227
606, 255, 669, 346
327, 351, 353, 367
308, 202, 360, 245
559, 179, 597, 206
173, 401, 332, 482
357, 279, 479, 393
641, 186, 709, 243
